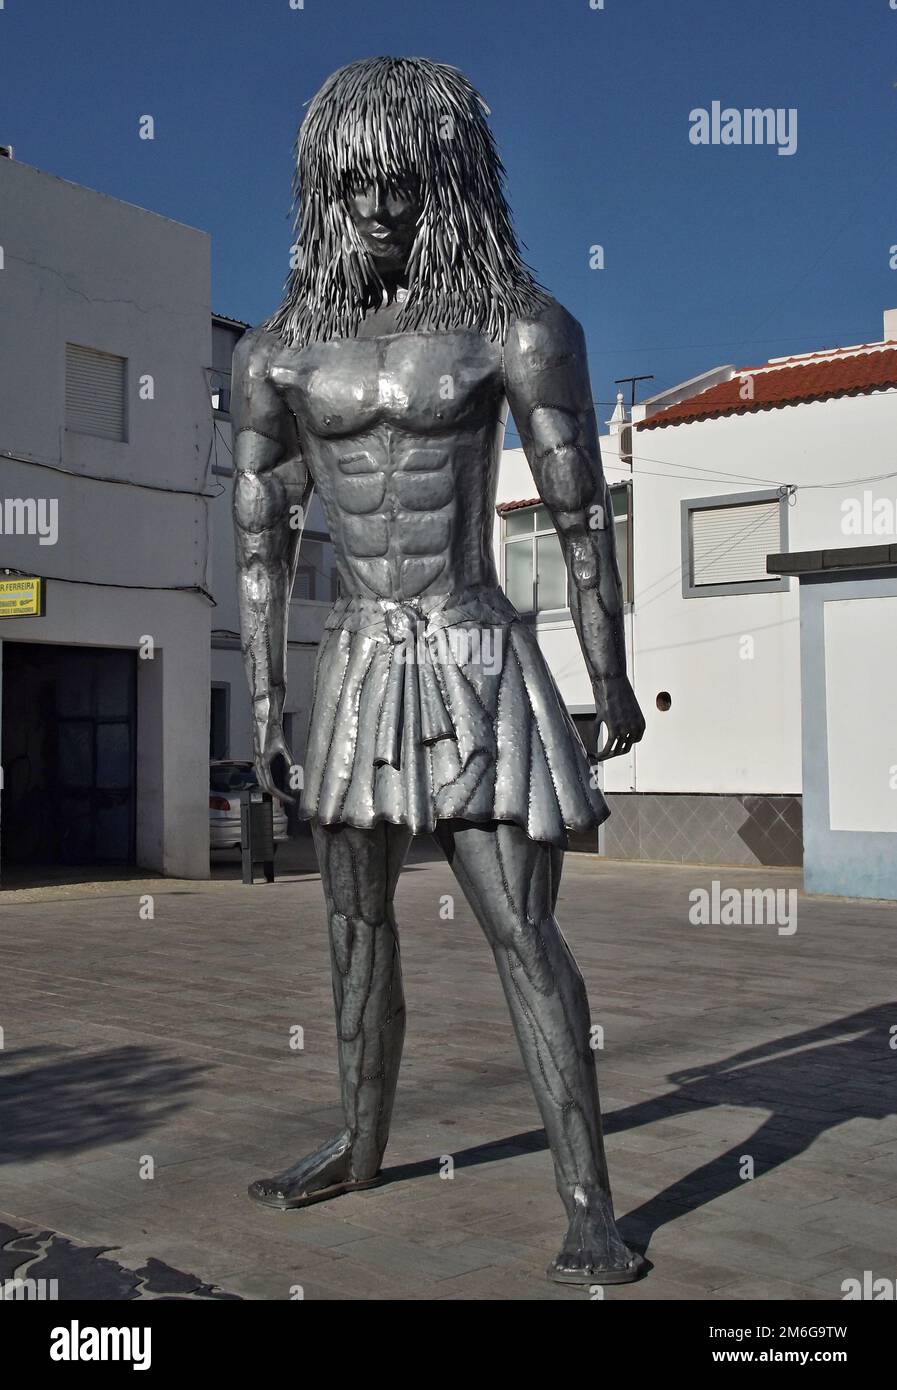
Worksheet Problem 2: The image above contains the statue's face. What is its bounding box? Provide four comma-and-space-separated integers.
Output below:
347, 180, 421, 275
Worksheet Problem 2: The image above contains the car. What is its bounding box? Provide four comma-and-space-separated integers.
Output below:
209, 760, 289, 852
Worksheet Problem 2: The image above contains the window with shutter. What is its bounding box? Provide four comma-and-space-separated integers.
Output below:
681, 490, 788, 597
65, 343, 127, 441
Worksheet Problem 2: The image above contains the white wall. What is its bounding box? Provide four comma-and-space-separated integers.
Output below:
496, 381, 897, 800
0, 158, 212, 876
824, 595, 897, 833
629, 387, 897, 795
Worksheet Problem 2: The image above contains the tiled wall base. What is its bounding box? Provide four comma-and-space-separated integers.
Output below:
594, 792, 803, 867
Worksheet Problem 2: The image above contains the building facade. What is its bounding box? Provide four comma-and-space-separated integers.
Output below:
0, 156, 213, 879
495, 311, 897, 870
768, 545, 897, 900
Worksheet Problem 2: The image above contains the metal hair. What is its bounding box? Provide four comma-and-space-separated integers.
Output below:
265, 56, 549, 347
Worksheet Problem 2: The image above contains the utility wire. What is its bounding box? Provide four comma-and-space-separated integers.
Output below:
0, 446, 225, 499
0, 566, 216, 605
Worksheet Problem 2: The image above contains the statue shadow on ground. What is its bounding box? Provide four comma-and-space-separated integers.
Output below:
0, 1045, 206, 1163
612, 1002, 897, 1253
381, 1005, 897, 1256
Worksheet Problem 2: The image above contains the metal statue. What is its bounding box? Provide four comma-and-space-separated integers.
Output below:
232, 56, 647, 1286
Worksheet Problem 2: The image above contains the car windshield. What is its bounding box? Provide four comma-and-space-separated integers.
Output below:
210, 765, 258, 793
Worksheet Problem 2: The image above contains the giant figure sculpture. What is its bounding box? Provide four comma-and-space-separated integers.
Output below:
233, 56, 647, 1285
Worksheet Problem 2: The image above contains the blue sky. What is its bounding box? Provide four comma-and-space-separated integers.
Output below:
4, 0, 896, 416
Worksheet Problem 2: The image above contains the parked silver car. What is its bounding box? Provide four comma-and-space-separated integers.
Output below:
209, 760, 289, 851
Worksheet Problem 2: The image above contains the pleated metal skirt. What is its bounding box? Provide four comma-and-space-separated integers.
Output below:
298, 586, 609, 847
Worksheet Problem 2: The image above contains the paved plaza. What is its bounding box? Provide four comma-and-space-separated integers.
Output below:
1, 843, 896, 1300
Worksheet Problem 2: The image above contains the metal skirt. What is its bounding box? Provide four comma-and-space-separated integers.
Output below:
298, 587, 609, 847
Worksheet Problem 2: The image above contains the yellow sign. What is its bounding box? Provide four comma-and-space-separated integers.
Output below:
0, 576, 44, 619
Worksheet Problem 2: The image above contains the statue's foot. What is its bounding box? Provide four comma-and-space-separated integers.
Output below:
248, 1131, 382, 1211
547, 1188, 649, 1286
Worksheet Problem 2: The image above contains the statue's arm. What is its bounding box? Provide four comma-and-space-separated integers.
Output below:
504, 301, 644, 760
231, 328, 310, 799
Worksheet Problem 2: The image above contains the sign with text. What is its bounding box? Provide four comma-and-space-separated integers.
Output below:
0, 576, 45, 618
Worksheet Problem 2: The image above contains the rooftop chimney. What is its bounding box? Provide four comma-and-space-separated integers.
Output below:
606, 391, 633, 469
884, 308, 897, 343
0, 146, 14, 160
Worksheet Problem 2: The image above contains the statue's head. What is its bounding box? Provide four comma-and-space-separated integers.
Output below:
266, 56, 547, 347
344, 176, 422, 281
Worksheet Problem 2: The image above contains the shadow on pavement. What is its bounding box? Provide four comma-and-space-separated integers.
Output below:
613, 1002, 897, 1252
379, 1005, 896, 1257
0, 1045, 206, 1163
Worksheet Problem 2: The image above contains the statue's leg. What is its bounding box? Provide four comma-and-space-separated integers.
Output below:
248, 819, 412, 1209
435, 818, 647, 1285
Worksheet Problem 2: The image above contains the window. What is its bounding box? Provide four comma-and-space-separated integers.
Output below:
611, 485, 632, 602
210, 371, 231, 415
501, 486, 632, 614
291, 539, 341, 604
210, 320, 242, 416
293, 565, 314, 601
65, 343, 127, 441
681, 489, 789, 598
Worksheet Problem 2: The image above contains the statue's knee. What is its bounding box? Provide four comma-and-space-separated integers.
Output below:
328, 830, 393, 923
330, 908, 398, 982
496, 915, 556, 995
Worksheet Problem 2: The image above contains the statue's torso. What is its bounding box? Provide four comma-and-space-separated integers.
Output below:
269, 329, 507, 600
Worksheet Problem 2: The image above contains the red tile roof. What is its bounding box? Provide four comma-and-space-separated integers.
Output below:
496, 496, 540, 513
639, 343, 897, 430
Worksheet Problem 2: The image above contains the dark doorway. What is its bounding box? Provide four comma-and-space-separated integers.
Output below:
2, 643, 137, 867
209, 683, 230, 760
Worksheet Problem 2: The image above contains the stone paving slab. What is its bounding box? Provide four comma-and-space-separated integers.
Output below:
1, 849, 896, 1300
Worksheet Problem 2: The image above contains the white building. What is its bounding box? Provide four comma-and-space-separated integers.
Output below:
495, 311, 897, 868
0, 155, 213, 879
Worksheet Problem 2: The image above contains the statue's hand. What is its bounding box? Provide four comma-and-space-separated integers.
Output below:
593, 673, 645, 762
253, 717, 297, 805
